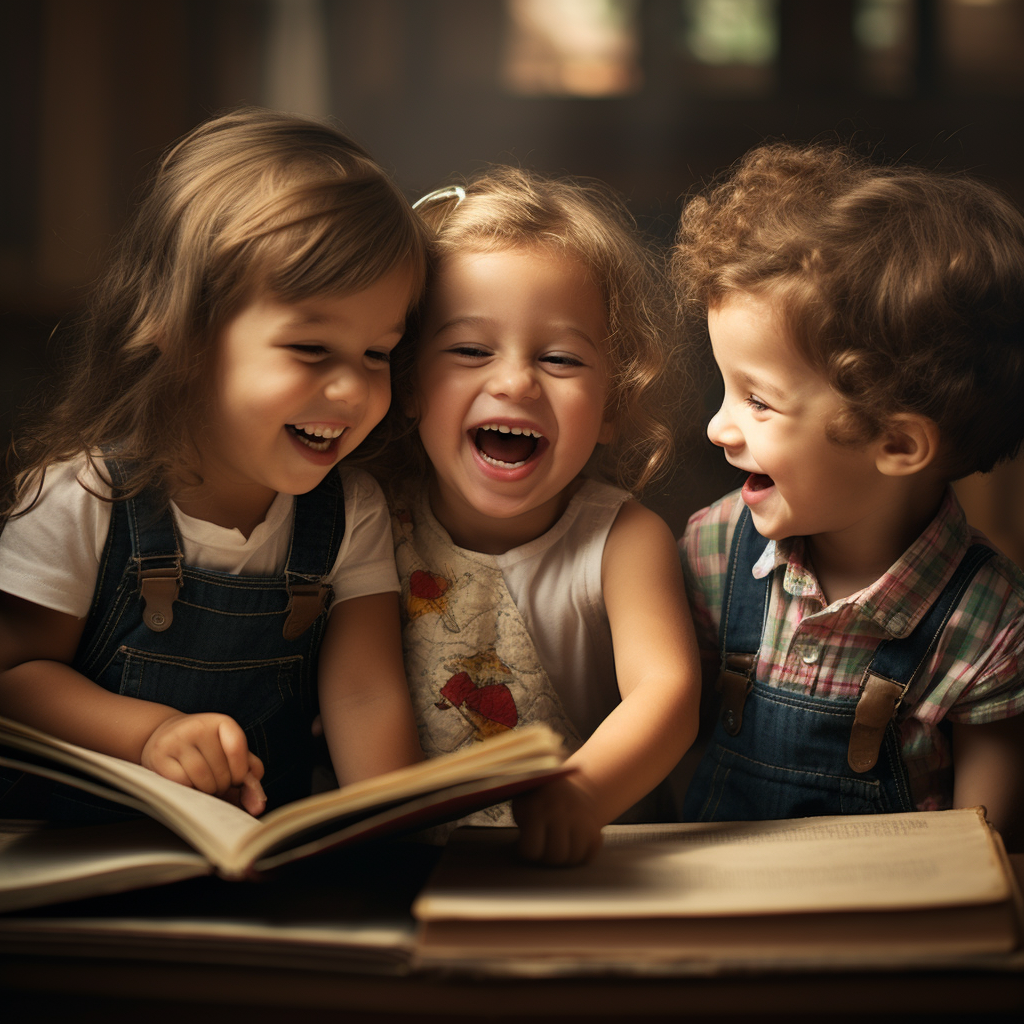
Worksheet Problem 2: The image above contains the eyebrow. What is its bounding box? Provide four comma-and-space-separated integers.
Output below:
286, 312, 408, 336
739, 371, 786, 401
433, 315, 601, 351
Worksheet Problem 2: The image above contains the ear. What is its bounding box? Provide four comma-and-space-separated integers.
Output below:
875, 413, 941, 477
597, 416, 616, 446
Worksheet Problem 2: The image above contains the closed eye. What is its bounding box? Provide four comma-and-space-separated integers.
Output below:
541, 353, 585, 368
366, 349, 392, 364
289, 344, 329, 359
447, 345, 490, 359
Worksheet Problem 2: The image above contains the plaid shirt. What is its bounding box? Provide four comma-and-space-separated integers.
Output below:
679, 488, 1024, 810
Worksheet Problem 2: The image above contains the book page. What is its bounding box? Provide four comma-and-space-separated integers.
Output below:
415, 809, 1010, 920
235, 726, 566, 864
0, 724, 263, 869
0, 820, 211, 913
1, 716, 565, 876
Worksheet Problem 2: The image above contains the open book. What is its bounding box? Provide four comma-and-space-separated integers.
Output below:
414, 808, 1024, 973
0, 715, 566, 912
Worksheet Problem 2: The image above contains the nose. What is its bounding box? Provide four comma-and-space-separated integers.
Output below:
707, 402, 743, 451
487, 357, 541, 402
323, 361, 369, 406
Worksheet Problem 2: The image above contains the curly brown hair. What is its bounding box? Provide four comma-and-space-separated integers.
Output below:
386, 165, 680, 497
3, 107, 428, 520
672, 142, 1024, 479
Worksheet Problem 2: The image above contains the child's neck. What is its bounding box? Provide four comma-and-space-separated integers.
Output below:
429, 478, 581, 556
172, 478, 278, 540
805, 479, 947, 605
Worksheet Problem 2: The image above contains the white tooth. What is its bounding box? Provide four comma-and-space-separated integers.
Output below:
479, 451, 528, 469
498, 425, 510, 433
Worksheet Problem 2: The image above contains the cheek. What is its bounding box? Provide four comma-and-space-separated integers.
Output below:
368, 376, 393, 424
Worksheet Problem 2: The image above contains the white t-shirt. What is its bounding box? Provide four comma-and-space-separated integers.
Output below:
0, 458, 399, 618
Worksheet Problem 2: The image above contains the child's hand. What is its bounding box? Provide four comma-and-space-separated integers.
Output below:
141, 712, 266, 816
511, 775, 603, 866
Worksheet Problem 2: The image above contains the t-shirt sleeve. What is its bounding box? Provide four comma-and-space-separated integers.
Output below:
326, 468, 400, 605
0, 459, 111, 618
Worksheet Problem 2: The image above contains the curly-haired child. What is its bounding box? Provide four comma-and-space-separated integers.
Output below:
674, 142, 1024, 849
387, 168, 701, 864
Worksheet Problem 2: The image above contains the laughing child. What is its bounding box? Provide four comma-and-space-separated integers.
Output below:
386, 168, 701, 864
674, 143, 1024, 849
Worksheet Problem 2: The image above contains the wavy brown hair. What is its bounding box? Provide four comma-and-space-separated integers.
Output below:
673, 142, 1024, 479
3, 107, 428, 520
386, 165, 680, 497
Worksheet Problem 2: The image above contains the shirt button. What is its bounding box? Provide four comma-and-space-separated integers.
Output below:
801, 646, 820, 664
888, 613, 909, 635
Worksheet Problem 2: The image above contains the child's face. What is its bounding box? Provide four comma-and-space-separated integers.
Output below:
412, 246, 613, 551
193, 266, 416, 526
706, 291, 889, 544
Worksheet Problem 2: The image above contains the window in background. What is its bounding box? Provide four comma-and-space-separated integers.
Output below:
940, 0, 1024, 95
855, 0, 916, 95
502, 0, 642, 96
676, 0, 778, 95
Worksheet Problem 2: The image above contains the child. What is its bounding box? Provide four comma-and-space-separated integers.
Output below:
0, 108, 426, 818
673, 142, 1024, 849
386, 167, 701, 865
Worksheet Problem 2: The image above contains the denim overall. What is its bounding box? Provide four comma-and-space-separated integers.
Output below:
683, 508, 993, 822
1, 464, 345, 820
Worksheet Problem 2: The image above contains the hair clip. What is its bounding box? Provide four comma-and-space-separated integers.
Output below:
413, 185, 466, 210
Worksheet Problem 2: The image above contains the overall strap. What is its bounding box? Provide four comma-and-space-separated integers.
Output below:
108, 460, 183, 634
281, 471, 347, 640
716, 506, 771, 736
847, 543, 995, 772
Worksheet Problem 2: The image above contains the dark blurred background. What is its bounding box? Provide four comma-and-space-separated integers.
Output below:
3, 0, 1024, 555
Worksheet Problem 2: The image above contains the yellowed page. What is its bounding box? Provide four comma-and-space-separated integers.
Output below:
1, 716, 565, 876
415, 808, 1010, 920
0, 732, 260, 870
0, 820, 211, 913
235, 725, 565, 864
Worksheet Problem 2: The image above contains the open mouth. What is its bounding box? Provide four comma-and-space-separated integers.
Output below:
287, 424, 345, 453
473, 424, 543, 468
745, 473, 774, 492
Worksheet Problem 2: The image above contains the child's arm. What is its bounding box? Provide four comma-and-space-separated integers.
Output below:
0, 590, 266, 814
512, 501, 702, 865
952, 714, 1024, 852
315, 591, 423, 786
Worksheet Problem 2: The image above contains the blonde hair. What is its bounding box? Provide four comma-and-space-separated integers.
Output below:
3, 107, 428, 518
393, 165, 678, 495
673, 142, 1024, 478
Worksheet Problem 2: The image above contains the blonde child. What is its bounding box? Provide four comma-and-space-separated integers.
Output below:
0, 109, 425, 818
674, 143, 1024, 849
387, 168, 701, 865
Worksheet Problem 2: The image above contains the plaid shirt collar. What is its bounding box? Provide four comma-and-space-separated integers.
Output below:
751, 488, 970, 640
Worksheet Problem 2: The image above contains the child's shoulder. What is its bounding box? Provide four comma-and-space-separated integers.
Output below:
10, 454, 113, 520
680, 489, 746, 562
963, 523, 1024, 607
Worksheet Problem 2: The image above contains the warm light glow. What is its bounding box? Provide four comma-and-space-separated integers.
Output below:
682, 0, 778, 66
503, 0, 642, 97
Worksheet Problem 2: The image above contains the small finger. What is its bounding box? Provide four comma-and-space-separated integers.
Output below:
176, 746, 223, 795
246, 750, 265, 782
239, 772, 267, 816
541, 827, 572, 867
148, 754, 192, 788
515, 818, 547, 863
217, 718, 254, 787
